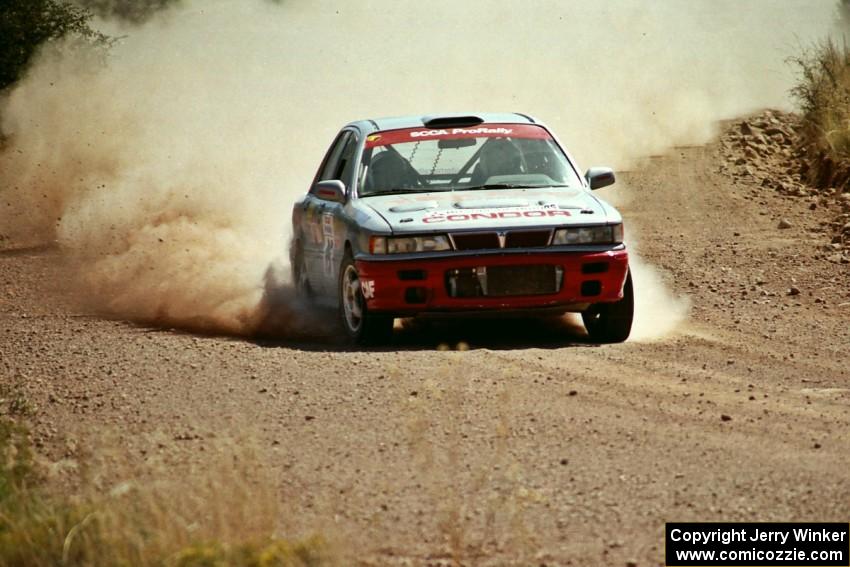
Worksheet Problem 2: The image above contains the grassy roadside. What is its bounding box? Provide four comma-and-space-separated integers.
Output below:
790, 37, 850, 189
0, 419, 329, 567
790, 33, 850, 251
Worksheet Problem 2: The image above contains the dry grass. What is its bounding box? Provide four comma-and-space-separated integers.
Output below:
791, 37, 850, 158
787, 28, 850, 196
0, 420, 330, 567
402, 360, 539, 564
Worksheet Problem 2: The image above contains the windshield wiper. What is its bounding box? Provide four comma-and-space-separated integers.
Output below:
360, 188, 448, 197
464, 183, 571, 191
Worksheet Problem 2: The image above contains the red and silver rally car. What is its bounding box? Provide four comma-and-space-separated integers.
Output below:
291, 113, 633, 344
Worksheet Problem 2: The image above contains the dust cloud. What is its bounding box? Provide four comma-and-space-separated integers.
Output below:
0, 0, 837, 339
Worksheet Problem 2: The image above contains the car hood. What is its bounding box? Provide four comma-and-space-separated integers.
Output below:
361, 187, 620, 233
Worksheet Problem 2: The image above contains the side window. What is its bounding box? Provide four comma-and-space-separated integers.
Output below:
318, 131, 353, 182
336, 135, 359, 189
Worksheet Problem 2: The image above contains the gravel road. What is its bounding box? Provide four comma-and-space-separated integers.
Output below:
1, 117, 848, 566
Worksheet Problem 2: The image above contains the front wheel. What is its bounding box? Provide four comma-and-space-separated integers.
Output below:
582, 271, 634, 343
338, 252, 393, 345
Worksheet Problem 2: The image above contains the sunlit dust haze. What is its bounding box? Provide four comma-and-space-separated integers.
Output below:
0, 0, 837, 338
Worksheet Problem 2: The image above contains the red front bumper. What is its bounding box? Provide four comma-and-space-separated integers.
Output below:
355, 249, 628, 315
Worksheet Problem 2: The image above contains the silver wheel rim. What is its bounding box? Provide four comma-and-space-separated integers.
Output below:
342, 265, 364, 333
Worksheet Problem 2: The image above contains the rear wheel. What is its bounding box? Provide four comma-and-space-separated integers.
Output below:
338, 251, 393, 345
582, 271, 634, 343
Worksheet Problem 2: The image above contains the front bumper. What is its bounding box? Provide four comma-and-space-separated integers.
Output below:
355, 248, 628, 315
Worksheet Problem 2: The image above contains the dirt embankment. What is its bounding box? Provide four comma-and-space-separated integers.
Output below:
718, 109, 850, 264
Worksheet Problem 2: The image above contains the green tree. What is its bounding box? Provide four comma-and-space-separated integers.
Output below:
75, 0, 181, 24
0, 0, 106, 91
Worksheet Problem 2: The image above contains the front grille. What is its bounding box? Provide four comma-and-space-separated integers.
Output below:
504, 229, 552, 248
451, 232, 501, 250
446, 265, 563, 298
450, 229, 553, 251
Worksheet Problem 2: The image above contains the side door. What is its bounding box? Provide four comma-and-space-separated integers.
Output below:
302, 130, 359, 296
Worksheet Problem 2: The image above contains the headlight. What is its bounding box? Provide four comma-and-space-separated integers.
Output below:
370, 235, 452, 254
552, 224, 623, 245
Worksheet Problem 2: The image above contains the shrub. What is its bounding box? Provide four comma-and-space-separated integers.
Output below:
75, 0, 182, 24
791, 38, 850, 157
0, 0, 108, 92
789, 33, 850, 191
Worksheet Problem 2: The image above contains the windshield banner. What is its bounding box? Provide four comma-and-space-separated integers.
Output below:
365, 124, 552, 148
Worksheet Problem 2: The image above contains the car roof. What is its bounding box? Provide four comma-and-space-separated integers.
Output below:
345, 112, 539, 134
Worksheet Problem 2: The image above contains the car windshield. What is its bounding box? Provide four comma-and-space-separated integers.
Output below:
357, 124, 582, 196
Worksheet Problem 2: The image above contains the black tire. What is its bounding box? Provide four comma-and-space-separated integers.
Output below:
581, 271, 634, 343
338, 251, 393, 345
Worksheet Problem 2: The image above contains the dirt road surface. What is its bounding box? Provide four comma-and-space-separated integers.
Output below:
2, 119, 849, 566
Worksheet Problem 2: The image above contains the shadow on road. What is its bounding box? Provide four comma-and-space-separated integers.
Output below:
252, 262, 594, 351
254, 307, 591, 352
390, 315, 590, 350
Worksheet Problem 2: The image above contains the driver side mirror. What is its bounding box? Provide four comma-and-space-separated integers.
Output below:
310, 179, 346, 203
585, 167, 615, 190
